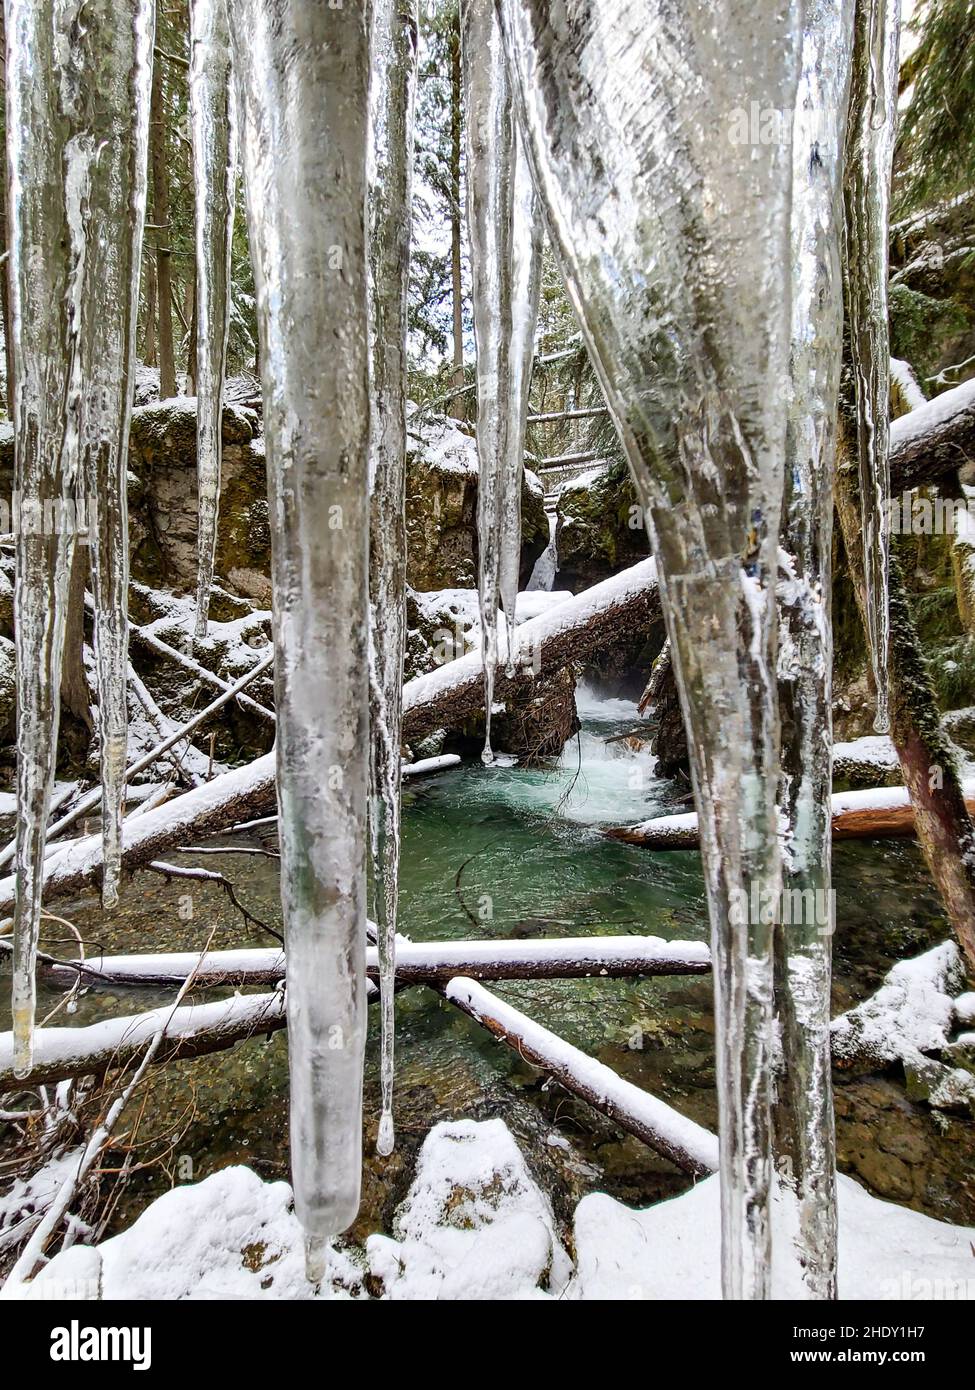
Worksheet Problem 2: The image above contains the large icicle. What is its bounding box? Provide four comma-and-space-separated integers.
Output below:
190, 0, 237, 641
7, 0, 154, 1072
500, 0, 800, 1298
367, 0, 419, 1159
232, 0, 371, 1282
843, 0, 900, 733
773, 0, 855, 1300
499, 129, 544, 675
461, 0, 515, 763
81, 2, 154, 913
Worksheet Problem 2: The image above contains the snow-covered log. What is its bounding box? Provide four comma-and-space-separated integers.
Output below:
444, 977, 719, 1176
0, 938, 712, 1090
888, 377, 975, 493
607, 780, 975, 848
24, 934, 711, 991
401, 557, 659, 741
0, 991, 286, 1090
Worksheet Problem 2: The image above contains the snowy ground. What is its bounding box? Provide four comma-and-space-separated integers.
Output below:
6, 1117, 975, 1301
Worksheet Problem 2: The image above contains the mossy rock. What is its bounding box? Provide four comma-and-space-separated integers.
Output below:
554, 460, 648, 592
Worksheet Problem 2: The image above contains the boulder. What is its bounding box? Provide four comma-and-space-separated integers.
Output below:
554, 460, 648, 592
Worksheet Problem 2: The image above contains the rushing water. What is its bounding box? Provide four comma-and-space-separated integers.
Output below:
3, 691, 973, 1240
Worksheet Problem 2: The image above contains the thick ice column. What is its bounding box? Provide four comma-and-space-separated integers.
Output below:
500, 0, 801, 1299
367, 0, 419, 1158
843, 0, 901, 733
499, 128, 544, 674
6, 0, 154, 1072
461, 0, 515, 762
773, 0, 855, 1300
190, 0, 237, 640
232, 0, 371, 1282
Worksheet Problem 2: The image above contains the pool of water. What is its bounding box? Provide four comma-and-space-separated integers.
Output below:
3, 692, 974, 1240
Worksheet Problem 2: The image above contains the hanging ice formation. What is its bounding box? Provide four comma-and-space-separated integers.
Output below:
367, 0, 419, 1159
461, 0, 514, 762
499, 130, 544, 674
773, 0, 855, 1300
843, 0, 901, 733
500, 0, 801, 1298
232, 0, 371, 1282
7, 0, 154, 1073
190, 0, 237, 640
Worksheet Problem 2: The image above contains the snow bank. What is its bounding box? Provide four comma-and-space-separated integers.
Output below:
569, 1173, 975, 1300
12, 1119, 975, 1301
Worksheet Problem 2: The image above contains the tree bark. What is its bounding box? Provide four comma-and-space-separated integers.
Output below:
835, 424, 975, 977
143, 252, 157, 368
28, 933, 711, 992
149, 58, 177, 399
59, 547, 93, 731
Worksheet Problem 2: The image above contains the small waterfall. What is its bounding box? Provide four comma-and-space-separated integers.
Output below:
527, 506, 559, 592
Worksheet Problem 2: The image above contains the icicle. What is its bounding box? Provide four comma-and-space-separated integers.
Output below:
232, 0, 371, 1281
843, 0, 900, 734
499, 129, 544, 676
500, 0, 801, 1299
190, 0, 237, 641
461, 0, 515, 763
367, 0, 419, 1159
7, 0, 154, 1071
81, 2, 154, 913
773, 0, 855, 1300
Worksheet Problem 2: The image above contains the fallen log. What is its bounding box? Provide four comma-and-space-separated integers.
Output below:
606, 780, 975, 848
444, 976, 719, 1176
19, 934, 711, 991
0, 991, 287, 1091
0, 559, 660, 911
888, 377, 975, 493
401, 557, 659, 742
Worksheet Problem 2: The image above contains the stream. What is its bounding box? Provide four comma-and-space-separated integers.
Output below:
3, 687, 974, 1243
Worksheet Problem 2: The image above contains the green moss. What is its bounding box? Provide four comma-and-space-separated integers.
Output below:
889, 284, 969, 381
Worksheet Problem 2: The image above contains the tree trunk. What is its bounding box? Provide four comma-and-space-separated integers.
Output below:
835, 422, 975, 978
150, 58, 177, 399
143, 252, 157, 368
184, 271, 197, 395
448, 15, 465, 420
59, 547, 93, 731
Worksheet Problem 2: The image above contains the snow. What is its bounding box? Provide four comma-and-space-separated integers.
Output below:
889, 376, 975, 455
366, 1119, 571, 1299
10, 1119, 975, 1302
0, 1148, 85, 1255
831, 940, 969, 1072
569, 1172, 975, 1301
618, 778, 975, 841
833, 734, 899, 768
0, 991, 284, 1083
890, 356, 927, 412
